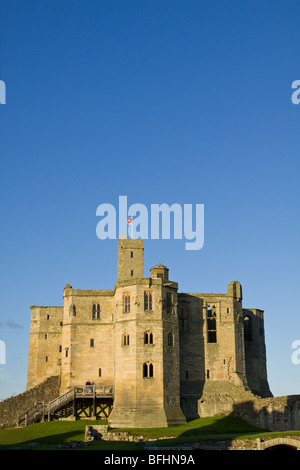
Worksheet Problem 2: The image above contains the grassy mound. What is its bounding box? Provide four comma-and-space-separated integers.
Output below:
0, 415, 299, 450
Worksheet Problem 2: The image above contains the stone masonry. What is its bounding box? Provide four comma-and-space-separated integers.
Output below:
20, 237, 299, 430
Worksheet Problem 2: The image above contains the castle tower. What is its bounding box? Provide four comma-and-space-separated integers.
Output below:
27, 306, 63, 389
118, 237, 144, 281
109, 238, 186, 428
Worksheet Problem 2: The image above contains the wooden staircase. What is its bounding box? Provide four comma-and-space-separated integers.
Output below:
17, 385, 114, 426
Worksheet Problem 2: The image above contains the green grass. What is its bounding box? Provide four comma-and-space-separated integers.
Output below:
0, 415, 299, 450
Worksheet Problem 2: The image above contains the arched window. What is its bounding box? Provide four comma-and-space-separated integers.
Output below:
207, 306, 217, 343
244, 316, 253, 342
168, 332, 174, 347
122, 333, 130, 346
96, 304, 100, 319
124, 294, 130, 312
144, 331, 154, 344
69, 304, 76, 316
143, 362, 154, 378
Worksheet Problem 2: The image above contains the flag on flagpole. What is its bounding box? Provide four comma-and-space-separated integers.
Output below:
127, 216, 133, 238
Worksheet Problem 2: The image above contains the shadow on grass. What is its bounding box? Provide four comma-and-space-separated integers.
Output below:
145, 414, 267, 448
106, 414, 268, 449
0, 430, 85, 450
0, 419, 143, 450
3, 414, 297, 451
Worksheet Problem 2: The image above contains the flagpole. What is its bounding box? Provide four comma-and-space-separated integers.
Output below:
127, 216, 134, 239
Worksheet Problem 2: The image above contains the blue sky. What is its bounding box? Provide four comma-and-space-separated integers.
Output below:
0, 0, 299, 400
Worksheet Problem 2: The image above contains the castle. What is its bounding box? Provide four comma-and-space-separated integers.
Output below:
27, 237, 273, 428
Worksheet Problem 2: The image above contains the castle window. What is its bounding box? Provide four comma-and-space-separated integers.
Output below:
207, 369, 210, 379
45, 356, 48, 362
45, 334, 47, 339
65, 348, 69, 358
131, 251, 134, 258
98, 368, 102, 377
90, 338, 95, 347
207, 307, 217, 343
168, 332, 174, 347
143, 362, 154, 378
92, 304, 101, 320
69, 304, 76, 316
59, 345, 62, 353
144, 331, 154, 344
144, 291, 153, 311
122, 333, 130, 346
131, 270, 134, 276
244, 316, 253, 342
124, 294, 130, 313
47, 314, 50, 320
166, 292, 172, 313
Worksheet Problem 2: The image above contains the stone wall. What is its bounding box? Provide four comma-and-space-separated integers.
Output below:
0, 376, 60, 428
27, 306, 63, 389
233, 394, 300, 431
146, 436, 300, 450
60, 286, 115, 394
85, 425, 300, 450
182, 381, 300, 432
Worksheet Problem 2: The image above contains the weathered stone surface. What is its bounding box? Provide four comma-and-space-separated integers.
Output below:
0, 376, 60, 428
145, 436, 300, 451
4, 237, 297, 431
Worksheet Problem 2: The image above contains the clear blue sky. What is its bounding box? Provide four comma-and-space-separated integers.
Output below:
0, 0, 299, 400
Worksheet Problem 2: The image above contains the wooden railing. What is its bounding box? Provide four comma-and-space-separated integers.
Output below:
17, 385, 114, 426
17, 402, 47, 427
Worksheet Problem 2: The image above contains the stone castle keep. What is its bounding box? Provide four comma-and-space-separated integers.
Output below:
25, 237, 276, 428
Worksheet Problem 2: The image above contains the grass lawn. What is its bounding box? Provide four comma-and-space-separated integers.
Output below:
0, 415, 299, 450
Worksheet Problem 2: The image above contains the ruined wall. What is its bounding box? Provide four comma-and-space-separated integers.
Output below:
233, 394, 300, 431
243, 308, 272, 397
179, 281, 249, 414
178, 293, 204, 403
0, 376, 60, 428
